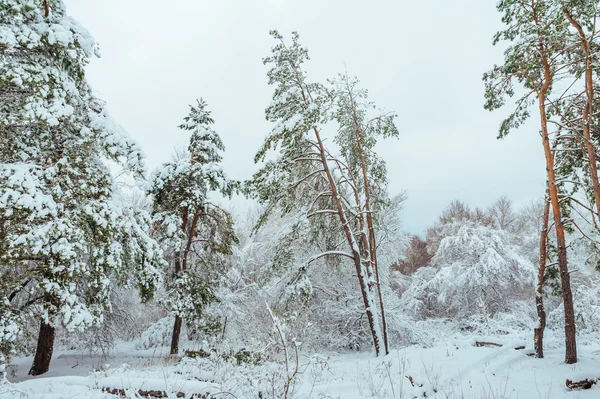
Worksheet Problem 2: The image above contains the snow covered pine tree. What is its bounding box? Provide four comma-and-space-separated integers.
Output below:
148, 99, 237, 356
249, 31, 399, 356
0, 0, 162, 375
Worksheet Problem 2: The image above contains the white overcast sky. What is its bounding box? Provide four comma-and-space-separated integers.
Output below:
68, 0, 545, 235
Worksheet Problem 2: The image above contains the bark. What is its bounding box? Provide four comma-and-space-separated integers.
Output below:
170, 314, 183, 356
312, 124, 383, 356
28, 321, 55, 376
357, 141, 388, 354
169, 251, 183, 355
566, 378, 599, 390
293, 77, 384, 355
539, 89, 577, 364
293, 65, 382, 356
475, 341, 503, 348
564, 10, 600, 223
346, 82, 389, 355
103, 387, 209, 398
533, 4, 577, 363
534, 185, 550, 359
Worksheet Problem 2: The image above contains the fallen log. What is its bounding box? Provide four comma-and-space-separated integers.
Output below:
566, 378, 599, 390
102, 387, 210, 398
475, 341, 503, 348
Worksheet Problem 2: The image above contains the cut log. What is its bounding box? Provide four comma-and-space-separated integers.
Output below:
514, 346, 525, 350
566, 378, 599, 390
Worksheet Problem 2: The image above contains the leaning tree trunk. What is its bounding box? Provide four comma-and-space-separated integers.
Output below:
539, 86, 578, 364
28, 321, 55, 376
312, 125, 384, 356
534, 184, 550, 358
349, 99, 389, 355
294, 77, 384, 355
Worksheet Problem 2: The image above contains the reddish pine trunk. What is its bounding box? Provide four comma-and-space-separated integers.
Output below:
533, 14, 577, 362
539, 90, 577, 364
29, 321, 55, 376
534, 186, 549, 358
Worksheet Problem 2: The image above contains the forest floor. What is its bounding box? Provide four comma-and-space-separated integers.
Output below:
2, 333, 600, 398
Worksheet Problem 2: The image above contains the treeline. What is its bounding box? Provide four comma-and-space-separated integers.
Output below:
2, 0, 600, 379
0, 1, 401, 375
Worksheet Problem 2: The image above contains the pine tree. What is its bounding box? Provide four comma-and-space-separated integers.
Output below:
483, 0, 577, 363
0, 0, 162, 375
148, 99, 237, 356
560, 1, 600, 225
249, 31, 399, 356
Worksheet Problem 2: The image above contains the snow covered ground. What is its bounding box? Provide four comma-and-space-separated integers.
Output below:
3, 334, 600, 399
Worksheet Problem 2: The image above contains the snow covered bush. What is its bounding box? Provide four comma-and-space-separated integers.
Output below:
214, 197, 412, 354
402, 201, 537, 325
137, 316, 187, 350
0, 300, 20, 376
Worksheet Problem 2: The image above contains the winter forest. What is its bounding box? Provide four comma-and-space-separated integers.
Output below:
4, 0, 600, 398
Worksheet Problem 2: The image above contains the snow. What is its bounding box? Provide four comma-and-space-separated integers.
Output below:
3, 334, 600, 398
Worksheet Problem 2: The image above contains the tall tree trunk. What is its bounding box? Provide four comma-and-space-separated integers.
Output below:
539, 89, 578, 364
564, 10, 600, 223
312, 124, 383, 356
170, 315, 183, 356
346, 83, 389, 355
28, 321, 55, 376
295, 80, 383, 355
534, 184, 550, 358
533, 13, 578, 362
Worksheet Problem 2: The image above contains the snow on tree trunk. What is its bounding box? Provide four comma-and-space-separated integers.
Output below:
250, 31, 399, 356
539, 89, 577, 364
534, 185, 549, 359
